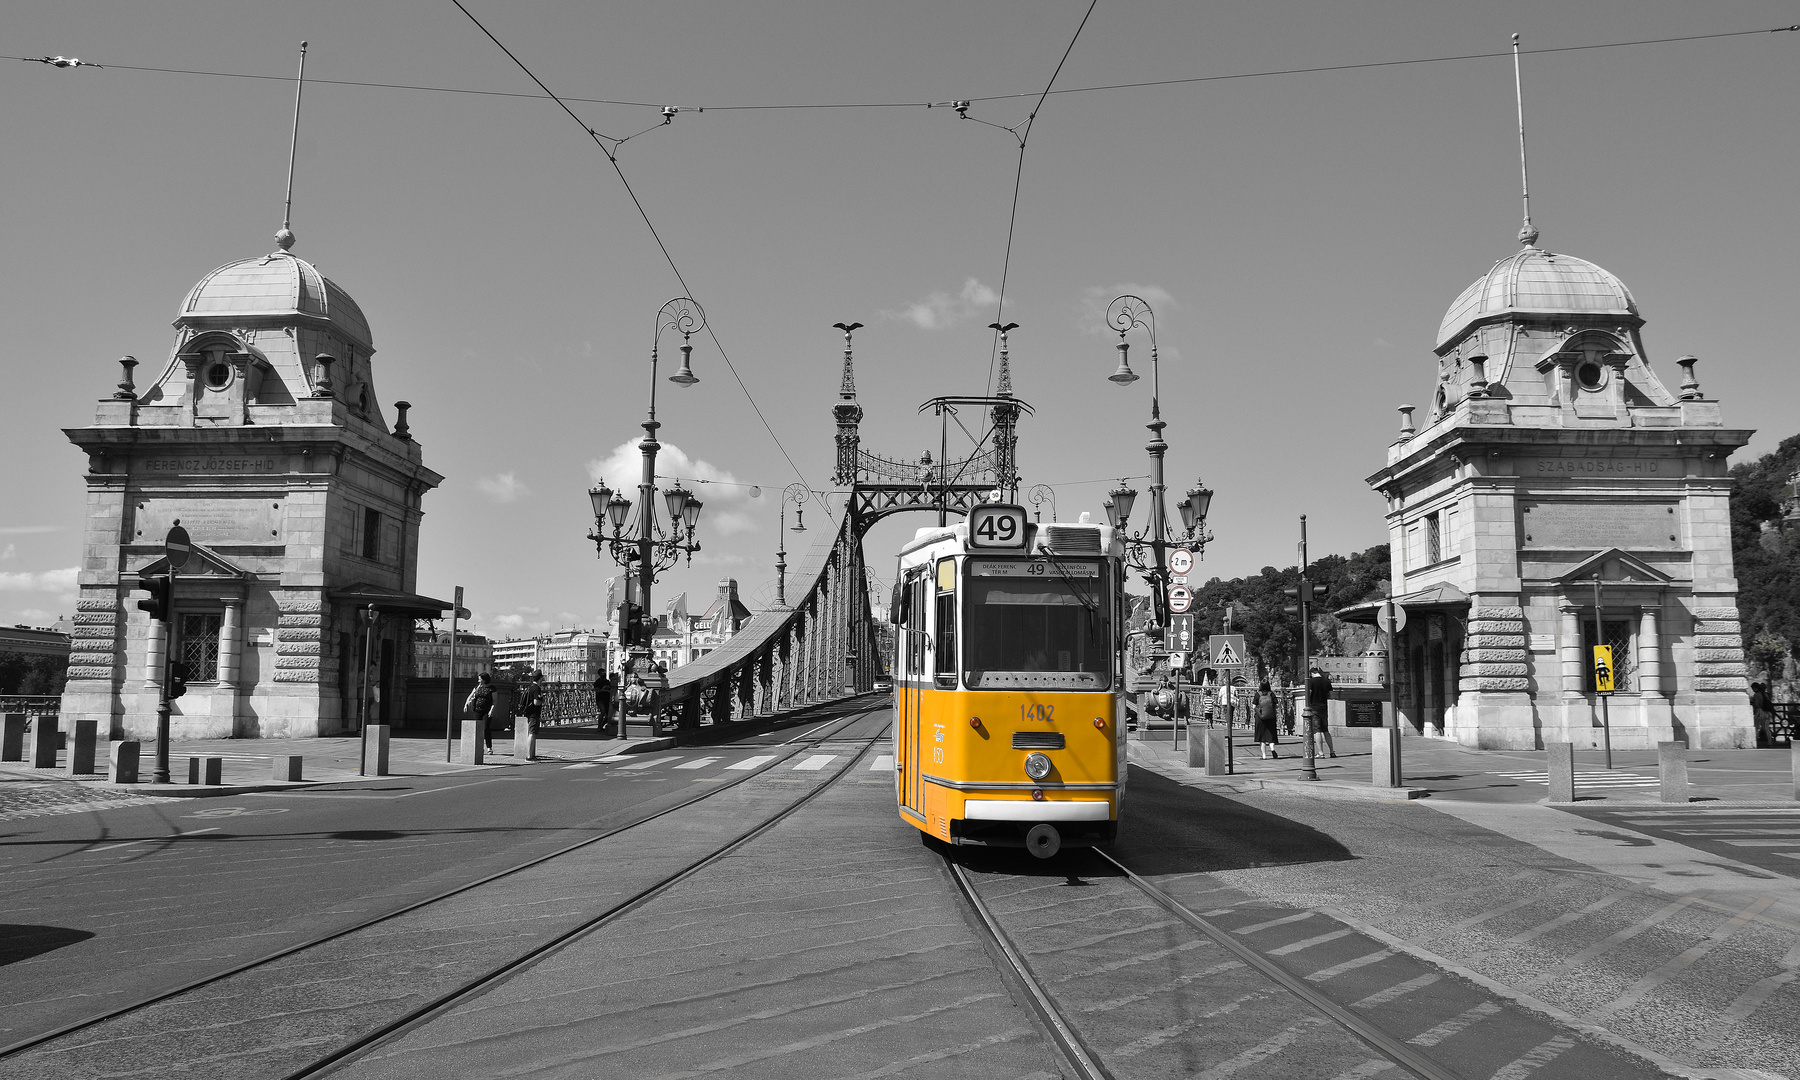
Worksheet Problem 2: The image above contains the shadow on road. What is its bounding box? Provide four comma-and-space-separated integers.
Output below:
0, 924, 95, 965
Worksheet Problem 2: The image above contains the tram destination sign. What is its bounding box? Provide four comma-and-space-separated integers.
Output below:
971, 559, 1099, 577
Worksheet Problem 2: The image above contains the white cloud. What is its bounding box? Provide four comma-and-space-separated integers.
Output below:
587, 440, 762, 539
1080, 284, 1178, 334
0, 526, 63, 536
476, 471, 531, 503
0, 567, 78, 592
0, 544, 14, 561
883, 277, 1000, 330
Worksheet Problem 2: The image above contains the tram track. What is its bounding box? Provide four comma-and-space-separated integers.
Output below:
0, 700, 888, 1075
946, 843, 1651, 1080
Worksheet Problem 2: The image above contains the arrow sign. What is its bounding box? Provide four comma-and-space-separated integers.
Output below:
1167, 584, 1193, 613
164, 523, 192, 571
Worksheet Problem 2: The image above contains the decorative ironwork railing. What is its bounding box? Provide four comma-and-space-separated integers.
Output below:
0, 695, 61, 718
856, 448, 998, 484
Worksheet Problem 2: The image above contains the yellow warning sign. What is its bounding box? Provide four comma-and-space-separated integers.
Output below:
1592, 645, 1614, 693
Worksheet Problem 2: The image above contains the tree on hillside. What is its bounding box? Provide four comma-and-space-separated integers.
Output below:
1730, 433, 1800, 682
1188, 543, 1391, 679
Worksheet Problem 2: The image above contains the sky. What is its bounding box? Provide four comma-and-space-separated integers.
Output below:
3, 2, 1797, 640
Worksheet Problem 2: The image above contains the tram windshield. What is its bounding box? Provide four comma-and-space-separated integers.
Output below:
963, 558, 1112, 690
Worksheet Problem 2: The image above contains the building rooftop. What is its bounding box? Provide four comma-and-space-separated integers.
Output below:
1437, 245, 1636, 351
180, 251, 372, 350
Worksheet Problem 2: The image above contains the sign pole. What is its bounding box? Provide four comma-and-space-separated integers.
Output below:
1378, 599, 1406, 788
1299, 515, 1316, 782
445, 586, 462, 764
1592, 577, 1612, 770
152, 523, 191, 785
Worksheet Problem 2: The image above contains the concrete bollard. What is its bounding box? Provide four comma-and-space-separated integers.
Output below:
1658, 741, 1689, 803
31, 717, 60, 769
68, 720, 98, 775
1187, 725, 1204, 768
1791, 743, 1799, 802
110, 741, 140, 784
514, 726, 536, 762
1547, 742, 1575, 802
1, 713, 26, 761
459, 720, 485, 765
363, 725, 390, 776
1371, 727, 1402, 788
187, 756, 223, 785
272, 755, 303, 782
1204, 728, 1230, 776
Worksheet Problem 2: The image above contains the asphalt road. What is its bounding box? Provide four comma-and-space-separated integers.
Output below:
0, 697, 886, 1054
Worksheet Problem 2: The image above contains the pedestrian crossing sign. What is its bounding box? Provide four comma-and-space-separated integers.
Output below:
1209, 634, 1246, 668
1593, 645, 1614, 693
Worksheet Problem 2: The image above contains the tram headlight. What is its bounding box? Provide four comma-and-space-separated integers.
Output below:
1024, 752, 1053, 781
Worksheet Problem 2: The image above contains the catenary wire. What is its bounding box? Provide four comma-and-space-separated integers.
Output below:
8, 26, 1793, 112
446, 1, 829, 525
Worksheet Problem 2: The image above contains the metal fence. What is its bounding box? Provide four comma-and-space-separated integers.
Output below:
540, 683, 602, 729
0, 695, 60, 719
1772, 702, 1799, 745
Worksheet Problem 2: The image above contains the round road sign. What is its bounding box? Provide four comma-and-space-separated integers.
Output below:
1168, 585, 1193, 613
1168, 548, 1194, 576
1377, 599, 1406, 634
165, 522, 192, 571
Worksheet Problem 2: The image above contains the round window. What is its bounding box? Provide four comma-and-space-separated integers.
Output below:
206, 363, 231, 389
1577, 362, 1605, 390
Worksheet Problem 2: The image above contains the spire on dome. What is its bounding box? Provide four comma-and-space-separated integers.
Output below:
1511, 33, 1539, 249
832, 321, 863, 399
278, 41, 308, 254
989, 321, 1019, 398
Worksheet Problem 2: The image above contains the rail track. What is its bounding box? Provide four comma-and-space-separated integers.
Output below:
0, 700, 889, 1078
946, 844, 1659, 1080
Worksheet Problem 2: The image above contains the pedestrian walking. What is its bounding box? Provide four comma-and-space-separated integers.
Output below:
515, 669, 545, 741
1306, 665, 1337, 759
1750, 681, 1775, 748
1253, 680, 1280, 759
593, 675, 616, 738
465, 672, 495, 752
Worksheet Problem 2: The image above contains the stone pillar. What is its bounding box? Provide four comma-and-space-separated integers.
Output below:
1691, 604, 1753, 748
219, 597, 244, 688
145, 618, 167, 688
1639, 602, 1676, 743
1558, 603, 1585, 744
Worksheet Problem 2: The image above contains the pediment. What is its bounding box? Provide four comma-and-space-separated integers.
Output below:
1558, 547, 1671, 586
135, 542, 253, 580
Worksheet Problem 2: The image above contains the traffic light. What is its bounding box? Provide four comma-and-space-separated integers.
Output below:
167, 661, 190, 700
135, 572, 173, 622
617, 601, 644, 646
1282, 579, 1327, 617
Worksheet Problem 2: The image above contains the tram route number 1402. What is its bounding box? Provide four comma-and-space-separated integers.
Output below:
969, 504, 1028, 549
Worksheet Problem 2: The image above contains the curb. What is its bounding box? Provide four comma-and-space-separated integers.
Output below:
1187, 773, 1431, 801
613, 737, 676, 756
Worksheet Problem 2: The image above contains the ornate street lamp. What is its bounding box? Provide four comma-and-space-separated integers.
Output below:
585, 297, 710, 738
775, 483, 807, 607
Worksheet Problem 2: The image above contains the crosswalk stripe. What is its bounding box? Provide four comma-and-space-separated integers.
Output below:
617, 757, 673, 770
1407, 1001, 1500, 1046
1233, 911, 1314, 936
1306, 948, 1394, 982
1268, 929, 1352, 956
561, 763, 599, 769
1352, 973, 1439, 1009
793, 754, 836, 771
726, 755, 776, 771
1724, 839, 1800, 847
1489, 1035, 1577, 1079
674, 758, 720, 770
871, 755, 895, 771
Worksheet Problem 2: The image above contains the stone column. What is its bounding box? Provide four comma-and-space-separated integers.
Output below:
1637, 605, 1662, 696
219, 598, 244, 689
1558, 602, 1585, 745
145, 618, 168, 688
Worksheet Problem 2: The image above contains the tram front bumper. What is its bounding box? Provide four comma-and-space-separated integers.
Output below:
963, 799, 1111, 821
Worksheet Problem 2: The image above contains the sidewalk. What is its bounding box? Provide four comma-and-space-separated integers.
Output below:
1130, 722, 1800, 805
0, 726, 668, 798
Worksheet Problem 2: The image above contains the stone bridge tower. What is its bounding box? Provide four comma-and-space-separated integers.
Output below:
61, 233, 446, 740
1365, 231, 1753, 749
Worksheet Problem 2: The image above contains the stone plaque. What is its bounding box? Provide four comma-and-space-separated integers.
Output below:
1527, 457, 1681, 478
134, 499, 280, 545
1345, 700, 1383, 728
1521, 501, 1678, 550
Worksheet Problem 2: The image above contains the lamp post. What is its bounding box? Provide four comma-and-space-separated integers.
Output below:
587, 297, 708, 739
1103, 295, 1213, 627
776, 483, 808, 607
1028, 483, 1056, 523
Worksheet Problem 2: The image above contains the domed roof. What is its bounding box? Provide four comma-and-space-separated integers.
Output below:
1436, 246, 1636, 350
179, 251, 371, 349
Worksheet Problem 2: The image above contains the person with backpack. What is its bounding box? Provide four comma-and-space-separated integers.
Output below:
1306, 665, 1337, 759
1253, 680, 1281, 759
464, 672, 495, 753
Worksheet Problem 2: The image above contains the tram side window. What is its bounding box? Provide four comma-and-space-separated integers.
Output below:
909, 576, 928, 676
934, 558, 957, 687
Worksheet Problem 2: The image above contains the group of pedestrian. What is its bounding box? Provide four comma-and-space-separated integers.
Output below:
1246, 666, 1337, 760
460, 669, 546, 753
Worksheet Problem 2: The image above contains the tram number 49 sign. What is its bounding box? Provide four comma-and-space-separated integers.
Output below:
968, 504, 1028, 549
1167, 585, 1193, 613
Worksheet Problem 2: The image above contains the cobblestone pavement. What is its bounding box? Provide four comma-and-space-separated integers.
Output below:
0, 780, 177, 821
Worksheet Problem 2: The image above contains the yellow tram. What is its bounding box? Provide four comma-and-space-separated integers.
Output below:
890, 504, 1125, 858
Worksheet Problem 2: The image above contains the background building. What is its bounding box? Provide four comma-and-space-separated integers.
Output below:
1362, 229, 1753, 749
492, 629, 611, 683
59, 234, 446, 739
411, 629, 493, 680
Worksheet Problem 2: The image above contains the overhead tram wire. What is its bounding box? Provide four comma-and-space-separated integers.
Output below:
447, 1, 828, 526
10, 25, 1793, 114
980, 0, 1096, 404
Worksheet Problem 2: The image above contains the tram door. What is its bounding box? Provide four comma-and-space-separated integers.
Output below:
900, 572, 928, 817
